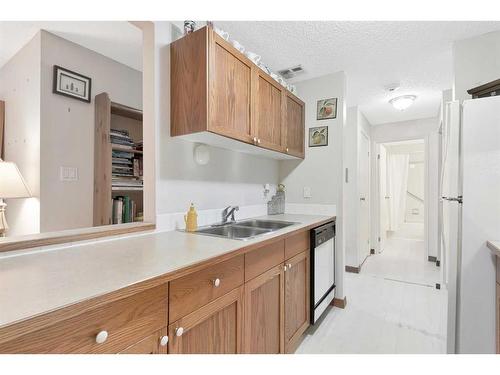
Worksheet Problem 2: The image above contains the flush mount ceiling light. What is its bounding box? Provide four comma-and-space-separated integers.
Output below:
389, 95, 417, 111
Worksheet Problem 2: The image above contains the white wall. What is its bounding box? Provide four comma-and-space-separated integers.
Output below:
280, 71, 346, 299
344, 106, 372, 268
370, 117, 440, 258
0, 33, 41, 236
453, 30, 500, 102
280, 72, 345, 207
150, 22, 279, 229
38, 31, 142, 232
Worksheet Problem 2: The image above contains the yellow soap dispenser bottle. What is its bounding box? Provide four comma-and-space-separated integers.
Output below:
184, 203, 198, 232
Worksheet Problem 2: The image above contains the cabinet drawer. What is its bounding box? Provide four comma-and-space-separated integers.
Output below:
0, 284, 168, 354
245, 239, 284, 281
169, 255, 244, 323
285, 230, 310, 260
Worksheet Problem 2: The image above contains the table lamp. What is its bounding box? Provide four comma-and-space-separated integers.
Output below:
0, 161, 32, 237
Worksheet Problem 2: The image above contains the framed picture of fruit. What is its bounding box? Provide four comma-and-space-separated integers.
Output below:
309, 126, 328, 147
316, 97, 337, 120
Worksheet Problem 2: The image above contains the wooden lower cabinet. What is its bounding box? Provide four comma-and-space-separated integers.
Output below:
284, 251, 310, 353
243, 264, 285, 354
168, 287, 243, 354
119, 327, 168, 354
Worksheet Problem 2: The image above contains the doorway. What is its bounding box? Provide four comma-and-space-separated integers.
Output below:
378, 140, 426, 247
367, 139, 440, 287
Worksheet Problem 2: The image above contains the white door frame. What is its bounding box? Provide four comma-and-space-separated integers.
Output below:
358, 129, 371, 263
373, 136, 429, 259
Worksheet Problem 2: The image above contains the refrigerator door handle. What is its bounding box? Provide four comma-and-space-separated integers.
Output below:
442, 195, 463, 204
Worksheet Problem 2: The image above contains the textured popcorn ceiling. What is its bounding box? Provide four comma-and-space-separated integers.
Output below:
217, 21, 500, 125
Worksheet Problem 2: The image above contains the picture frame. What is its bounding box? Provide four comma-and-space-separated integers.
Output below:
309, 126, 328, 147
316, 97, 337, 120
52, 65, 92, 103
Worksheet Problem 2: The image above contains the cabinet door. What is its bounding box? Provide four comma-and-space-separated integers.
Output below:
168, 287, 243, 354
208, 34, 253, 143
119, 327, 168, 354
284, 251, 310, 353
253, 72, 285, 152
243, 264, 285, 354
285, 94, 305, 158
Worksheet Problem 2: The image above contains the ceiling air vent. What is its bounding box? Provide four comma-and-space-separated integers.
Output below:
277, 65, 304, 79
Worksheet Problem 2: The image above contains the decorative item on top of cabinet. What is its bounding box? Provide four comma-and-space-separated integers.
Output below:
170, 26, 305, 160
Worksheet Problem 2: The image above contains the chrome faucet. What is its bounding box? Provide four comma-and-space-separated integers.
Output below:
221, 206, 239, 224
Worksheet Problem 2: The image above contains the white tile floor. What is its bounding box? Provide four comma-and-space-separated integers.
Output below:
296, 224, 447, 354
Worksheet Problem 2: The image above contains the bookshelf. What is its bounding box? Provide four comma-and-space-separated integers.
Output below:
93, 92, 144, 226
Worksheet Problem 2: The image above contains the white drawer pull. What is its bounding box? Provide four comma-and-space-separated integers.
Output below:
95, 330, 108, 344
159, 335, 169, 346
175, 327, 184, 337
288, 263, 292, 269
212, 278, 221, 287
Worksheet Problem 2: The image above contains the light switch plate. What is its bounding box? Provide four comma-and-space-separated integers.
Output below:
60, 166, 78, 181
303, 186, 312, 198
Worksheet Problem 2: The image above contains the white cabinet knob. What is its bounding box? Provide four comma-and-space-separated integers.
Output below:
284, 265, 288, 272
253, 137, 257, 143
175, 327, 184, 337
288, 263, 292, 269
159, 335, 169, 346
257, 139, 261, 144
95, 330, 108, 344
212, 278, 221, 287
286, 147, 289, 152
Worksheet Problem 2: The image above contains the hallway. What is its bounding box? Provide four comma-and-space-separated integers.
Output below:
296, 234, 447, 353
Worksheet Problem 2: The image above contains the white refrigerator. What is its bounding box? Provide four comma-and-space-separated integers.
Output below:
441, 95, 500, 353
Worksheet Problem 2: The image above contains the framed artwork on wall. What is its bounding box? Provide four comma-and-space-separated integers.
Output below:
309, 126, 328, 147
316, 97, 337, 120
52, 65, 92, 103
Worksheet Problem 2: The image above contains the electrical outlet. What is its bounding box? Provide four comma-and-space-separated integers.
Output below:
303, 186, 312, 198
60, 166, 78, 181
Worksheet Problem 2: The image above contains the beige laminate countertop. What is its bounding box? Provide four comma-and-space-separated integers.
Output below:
487, 241, 500, 257
0, 214, 334, 329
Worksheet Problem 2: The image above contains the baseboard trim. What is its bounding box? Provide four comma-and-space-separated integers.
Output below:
345, 265, 360, 273
332, 297, 347, 309
428, 256, 437, 262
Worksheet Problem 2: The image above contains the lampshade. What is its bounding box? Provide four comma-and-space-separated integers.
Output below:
0, 161, 32, 199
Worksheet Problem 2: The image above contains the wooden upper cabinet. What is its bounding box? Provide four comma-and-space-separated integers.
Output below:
170, 26, 305, 159
208, 38, 253, 143
253, 72, 286, 152
284, 251, 309, 353
243, 264, 284, 354
285, 93, 305, 158
168, 287, 243, 354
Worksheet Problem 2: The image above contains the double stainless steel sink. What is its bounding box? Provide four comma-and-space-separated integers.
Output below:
193, 219, 297, 241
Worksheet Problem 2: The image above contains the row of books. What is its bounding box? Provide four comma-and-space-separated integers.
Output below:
112, 196, 142, 224
111, 129, 143, 190
110, 129, 134, 149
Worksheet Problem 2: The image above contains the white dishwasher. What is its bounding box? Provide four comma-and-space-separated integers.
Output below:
310, 221, 336, 324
